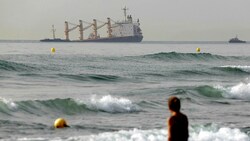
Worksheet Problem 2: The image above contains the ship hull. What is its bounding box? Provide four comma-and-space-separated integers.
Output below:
40, 38, 68, 42
229, 41, 246, 43
40, 36, 143, 43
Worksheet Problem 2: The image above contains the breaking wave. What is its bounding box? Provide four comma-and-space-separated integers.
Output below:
13, 124, 250, 141
215, 65, 250, 74
193, 79, 250, 100
195, 85, 224, 98
83, 95, 141, 113
0, 95, 141, 116
216, 81, 250, 100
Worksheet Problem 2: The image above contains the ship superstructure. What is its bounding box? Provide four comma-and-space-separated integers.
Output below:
111, 7, 142, 38
40, 7, 143, 42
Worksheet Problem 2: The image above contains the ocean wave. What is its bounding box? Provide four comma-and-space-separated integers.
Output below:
0, 97, 18, 110
80, 95, 141, 113
221, 65, 250, 70
215, 65, 250, 74
195, 85, 224, 98
175, 70, 214, 76
0, 60, 37, 72
142, 52, 228, 62
215, 81, 250, 100
192, 83, 250, 100
189, 124, 249, 141
57, 73, 122, 82
0, 95, 141, 115
14, 125, 249, 141
0, 98, 18, 115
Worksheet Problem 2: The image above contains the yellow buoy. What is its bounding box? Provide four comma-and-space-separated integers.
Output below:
196, 48, 200, 53
54, 118, 68, 128
51, 48, 55, 53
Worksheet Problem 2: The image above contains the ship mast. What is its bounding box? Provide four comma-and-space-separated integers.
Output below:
122, 7, 128, 22
65, 21, 69, 40
51, 25, 56, 39
107, 18, 112, 38
64, 21, 79, 40
93, 19, 98, 39
79, 20, 83, 41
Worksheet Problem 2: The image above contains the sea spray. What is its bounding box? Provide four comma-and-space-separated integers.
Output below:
84, 95, 141, 113
0, 97, 18, 110
229, 82, 250, 99
215, 81, 250, 100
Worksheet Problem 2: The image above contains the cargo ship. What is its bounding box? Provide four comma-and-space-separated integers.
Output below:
229, 35, 246, 43
40, 7, 143, 42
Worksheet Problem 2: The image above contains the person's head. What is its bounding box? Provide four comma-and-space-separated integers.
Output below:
168, 96, 180, 112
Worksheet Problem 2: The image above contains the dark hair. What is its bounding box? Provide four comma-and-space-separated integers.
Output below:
168, 96, 180, 112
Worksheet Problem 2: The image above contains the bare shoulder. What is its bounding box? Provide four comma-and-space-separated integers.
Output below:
168, 115, 176, 126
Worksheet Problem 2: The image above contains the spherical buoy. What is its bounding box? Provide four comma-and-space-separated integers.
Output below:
54, 118, 68, 128
51, 48, 55, 53
196, 48, 200, 53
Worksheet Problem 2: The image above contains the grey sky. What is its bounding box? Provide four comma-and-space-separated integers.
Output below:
1, 0, 250, 41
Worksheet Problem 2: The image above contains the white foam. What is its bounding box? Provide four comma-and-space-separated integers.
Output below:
221, 65, 250, 72
62, 129, 166, 141
229, 82, 250, 99
215, 81, 250, 99
83, 127, 249, 141
81, 95, 141, 113
0, 97, 18, 110
15, 125, 250, 141
71, 126, 250, 141
189, 127, 249, 141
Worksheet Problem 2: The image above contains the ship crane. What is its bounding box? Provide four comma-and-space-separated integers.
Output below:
109, 18, 123, 28
65, 21, 79, 40
83, 24, 93, 30
97, 22, 107, 30
51, 25, 56, 39
79, 20, 93, 40
107, 18, 112, 38
91, 19, 108, 39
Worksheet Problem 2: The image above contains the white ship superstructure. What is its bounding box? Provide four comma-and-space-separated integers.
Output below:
111, 7, 142, 38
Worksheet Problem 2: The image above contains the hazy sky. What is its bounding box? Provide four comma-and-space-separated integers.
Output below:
1, 0, 250, 41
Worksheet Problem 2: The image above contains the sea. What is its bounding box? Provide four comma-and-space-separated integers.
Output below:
0, 40, 250, 141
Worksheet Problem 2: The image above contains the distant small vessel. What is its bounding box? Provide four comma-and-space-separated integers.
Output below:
229, 36, 246, 43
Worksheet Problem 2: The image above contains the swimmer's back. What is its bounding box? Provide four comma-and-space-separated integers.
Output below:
168, 112, 188, 141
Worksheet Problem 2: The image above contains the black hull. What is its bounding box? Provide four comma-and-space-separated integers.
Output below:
40, 38, 68, 42
229, 41, 246, 43
40, 36, 143, 43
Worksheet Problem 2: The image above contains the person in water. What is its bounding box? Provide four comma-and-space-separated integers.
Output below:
167, 96, 189, 141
